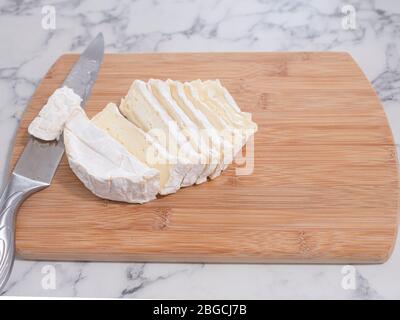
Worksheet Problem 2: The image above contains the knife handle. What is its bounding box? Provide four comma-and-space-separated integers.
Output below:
0, 173, 48, 293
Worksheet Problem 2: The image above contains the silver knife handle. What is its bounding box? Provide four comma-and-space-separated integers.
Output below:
0, 173, 49, 292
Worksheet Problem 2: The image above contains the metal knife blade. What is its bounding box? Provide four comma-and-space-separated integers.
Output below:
13, 33, 104, 185
0, 33, 104, 292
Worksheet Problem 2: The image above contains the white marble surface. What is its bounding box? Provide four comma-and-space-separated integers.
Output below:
0, 0, 399, 299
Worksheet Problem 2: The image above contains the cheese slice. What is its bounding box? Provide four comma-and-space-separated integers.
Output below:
28, 86, 82, 141
201, 80, 258, 142
64, 108, 160, 204
119, 80, 206, 187
202, 80, 253, 122
149, 79, 218, 183
181, 81, 240, 169
191, 80, 257, 135
167, 80, 227, 178
192, 80, 257, 131
92, 103, 188, 195
189, 80, 257, 156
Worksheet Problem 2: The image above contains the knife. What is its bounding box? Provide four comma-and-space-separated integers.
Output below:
0, 33, 104, 292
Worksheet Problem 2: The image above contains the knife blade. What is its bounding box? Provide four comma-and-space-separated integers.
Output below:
14, 33, 104, 184
0, 33, 104, 293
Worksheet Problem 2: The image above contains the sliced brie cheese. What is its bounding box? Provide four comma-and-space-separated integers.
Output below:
189, 80, 257, 157
202, 80, 253, 122
201, 80, 258, 142
181, 81, 240, 169
191, 80, 257, 135
149, 79, 218, 183
167, 80, 228, 178
119, 80, 206, 187
29, 86, 82, 141
64, 108, 160, 204
92, 103, 188, 195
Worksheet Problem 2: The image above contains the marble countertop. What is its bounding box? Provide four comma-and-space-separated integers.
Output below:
1, 0, 399, 299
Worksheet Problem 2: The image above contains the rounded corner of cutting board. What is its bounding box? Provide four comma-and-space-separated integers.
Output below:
13, 52, 400, 264
344, 53, 400, 234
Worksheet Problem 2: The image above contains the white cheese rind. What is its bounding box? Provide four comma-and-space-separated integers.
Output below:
167, 80, 226, 179
182, 82, 239, 171
92, 103, 187, 195
149, 79, 218, 184
29, 86, 82, 141
119, 80, 206, 187
64, 108, 160, 204
192, 80, 257, 131
203, 80, 252, 121
189, 80, 257, 159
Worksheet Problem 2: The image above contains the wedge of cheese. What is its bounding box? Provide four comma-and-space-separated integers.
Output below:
167, 80, 227, 177
189, 80, 257, 157
29, 86, 82, 141
149, 79, 219, 183
92, 103, 188, 195
181, 81, 239, 169
191, 80, 257, 136
119, 80, 206, 187
202, 80, 253, 122
64, 108, 160, 203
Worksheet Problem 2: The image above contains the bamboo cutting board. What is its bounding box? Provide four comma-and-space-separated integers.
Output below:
10, 52, 398, 263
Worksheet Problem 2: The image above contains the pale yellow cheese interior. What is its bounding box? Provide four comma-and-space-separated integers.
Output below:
149, 79, 217, 181
92, 103, 184, 195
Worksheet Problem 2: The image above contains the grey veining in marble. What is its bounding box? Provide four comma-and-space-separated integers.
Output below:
0, 0, 399, 299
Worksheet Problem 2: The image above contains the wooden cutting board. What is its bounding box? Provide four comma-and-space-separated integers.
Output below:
10, 52, 398, 264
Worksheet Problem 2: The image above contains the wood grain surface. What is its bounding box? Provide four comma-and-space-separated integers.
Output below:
10, 52, 399, 263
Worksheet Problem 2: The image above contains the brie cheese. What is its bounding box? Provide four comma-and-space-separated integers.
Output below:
92, 103, 188, 195
202, 80, 253, 122
189, 80, 257, 156
64, 108, 160, 203
31, 77, 256, 205
191, 80, 257, 134
181, 81, 239, 169
149, 79, 219, 183
119, 80, 206, 187
28, 86, 82, 141
167, 80, 227, 178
